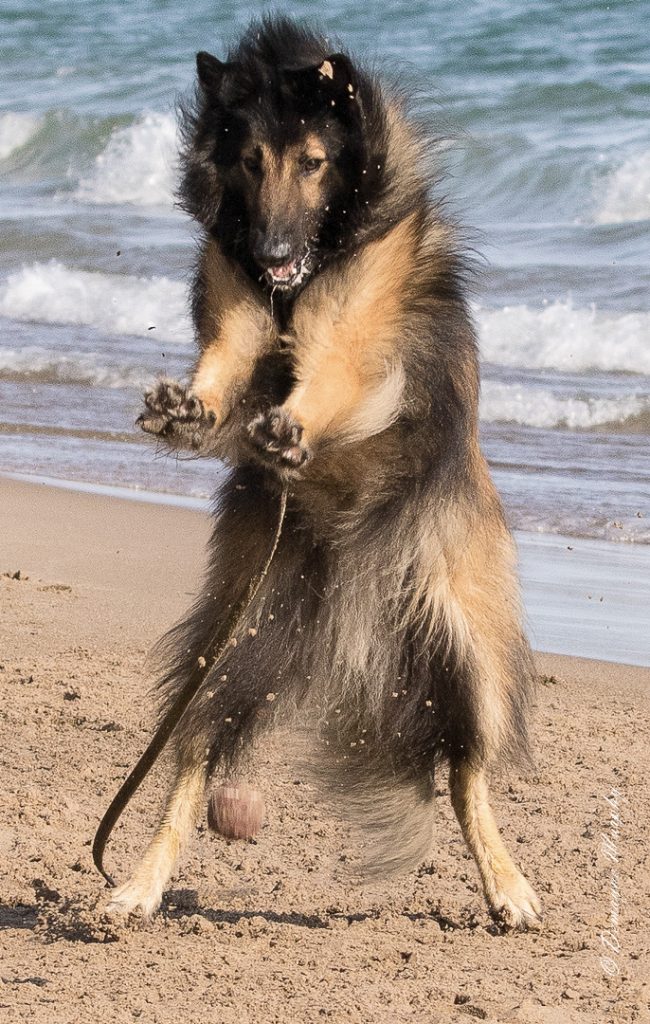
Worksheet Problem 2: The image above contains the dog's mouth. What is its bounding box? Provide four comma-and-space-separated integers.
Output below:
264, 256, 310, 290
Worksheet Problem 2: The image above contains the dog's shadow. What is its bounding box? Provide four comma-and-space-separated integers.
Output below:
162, 888, 464, 933
163, 889, 330, 930
0, 892, 478, 945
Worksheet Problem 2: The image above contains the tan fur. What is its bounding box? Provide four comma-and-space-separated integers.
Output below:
450, 523, 524, 754
339, 361, 406, 444
107, 758, 208, 919
284, 214, 420, 444
191, 240, 276, 424
449, 762, 542, 930
240, 136, 332, 234
409, 468, 528, 757
302, 133, 328, 161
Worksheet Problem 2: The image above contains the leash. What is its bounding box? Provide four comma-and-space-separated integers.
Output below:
92, 483, 288, 887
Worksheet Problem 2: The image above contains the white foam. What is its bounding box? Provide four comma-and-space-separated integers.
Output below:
0, 262, 191, 343
595, 150, 650, 224
480, 381, 647, 429
477, 301, 650, 375
0, 112, 42, 160
0, 345, 149, 389
75, 112, 179, 207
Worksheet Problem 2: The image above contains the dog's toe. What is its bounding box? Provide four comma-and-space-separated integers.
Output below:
247, 407, 309, 470
143, 378, 186, 415
136, 411, 170, 437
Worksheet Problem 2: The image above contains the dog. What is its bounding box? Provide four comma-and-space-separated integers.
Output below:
107, 15, 541, 930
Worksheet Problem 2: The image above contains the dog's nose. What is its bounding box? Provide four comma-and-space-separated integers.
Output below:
253, 231, 292, 267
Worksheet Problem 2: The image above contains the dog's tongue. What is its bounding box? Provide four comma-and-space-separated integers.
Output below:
269, 261, 297, 281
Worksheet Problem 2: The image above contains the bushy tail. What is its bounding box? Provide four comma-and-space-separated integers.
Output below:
309, 748, 436, 878
299, 674, 444, 878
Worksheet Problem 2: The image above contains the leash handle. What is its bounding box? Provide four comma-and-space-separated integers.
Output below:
92, 484, 288, 887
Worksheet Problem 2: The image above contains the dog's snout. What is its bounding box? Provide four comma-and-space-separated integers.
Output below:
253, 230, 292, 267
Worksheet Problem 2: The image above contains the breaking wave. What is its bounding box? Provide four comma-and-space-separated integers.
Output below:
0, 112, 43, 161
480, 381, 649, 431
476, 301, 650, 376
594, 150, 650, 225
0, 345, 149, 389
0, 261, 191, 343
75, 112, 179, 207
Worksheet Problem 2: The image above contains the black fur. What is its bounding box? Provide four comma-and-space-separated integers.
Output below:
146, 15, 536, 875
178, 15, 447, 293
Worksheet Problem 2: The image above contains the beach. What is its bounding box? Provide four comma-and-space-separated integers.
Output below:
2, 2, 649, 1019
1, 476, 648, 1024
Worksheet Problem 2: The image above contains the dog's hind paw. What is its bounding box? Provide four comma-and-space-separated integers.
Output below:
488, 870, 543, 932
137, 378, 217, 451
247, 407, 310, 472
105, 877, 163, 922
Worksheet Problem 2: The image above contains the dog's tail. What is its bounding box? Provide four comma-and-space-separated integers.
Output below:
300, 644, 458, 878
308, 736, 437, 878
302, 619, 533, 879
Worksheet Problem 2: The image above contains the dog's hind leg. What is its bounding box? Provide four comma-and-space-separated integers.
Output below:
449, 760, 542, 931
106, 753, 207, 920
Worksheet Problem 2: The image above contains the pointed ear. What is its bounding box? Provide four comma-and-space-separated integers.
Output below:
317, 53, 359, 99
283, 53, 359, 108
196, 52, 251, 109
196, 51, 230, 93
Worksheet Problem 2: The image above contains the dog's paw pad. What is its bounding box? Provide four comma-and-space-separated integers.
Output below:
137, 380, 217, 446
247, 408, 309, 469
143, 379, 187, 415
141, 380, 211, 422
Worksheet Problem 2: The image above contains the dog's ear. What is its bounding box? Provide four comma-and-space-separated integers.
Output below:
315, 53, 359, 99
196, 52, 231, 93
196, 52, 253, 109
283, 53, 359, 109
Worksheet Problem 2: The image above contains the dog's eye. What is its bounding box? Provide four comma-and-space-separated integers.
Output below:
242, 156, 261, 174
302, 156, 324, 175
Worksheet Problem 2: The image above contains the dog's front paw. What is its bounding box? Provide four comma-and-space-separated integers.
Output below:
137, 378, 216, 450
247, 407, 310, 472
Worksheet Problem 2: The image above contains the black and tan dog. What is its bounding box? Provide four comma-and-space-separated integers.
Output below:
107, 16, 541, 930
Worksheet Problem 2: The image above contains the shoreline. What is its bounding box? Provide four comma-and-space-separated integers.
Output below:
2, 470, 649, 669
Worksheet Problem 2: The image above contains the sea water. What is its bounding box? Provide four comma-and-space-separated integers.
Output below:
1, 3, 648, 554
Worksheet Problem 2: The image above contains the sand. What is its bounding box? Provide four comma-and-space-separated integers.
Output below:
1, 476, 648, 1024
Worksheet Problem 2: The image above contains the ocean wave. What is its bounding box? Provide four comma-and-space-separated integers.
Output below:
75, 112, 179, 207
594, 150, 650, 225
0, 112, 43, 161
480, 381, 648, 430
0, 345, 149, 389
2, 265, 649, 412
477, 301, 650, 375
0, 262, 191, 343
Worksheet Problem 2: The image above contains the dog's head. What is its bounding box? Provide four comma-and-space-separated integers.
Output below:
191, 47, 367, 291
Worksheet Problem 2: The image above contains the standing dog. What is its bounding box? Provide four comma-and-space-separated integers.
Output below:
108, 16, 541, 930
